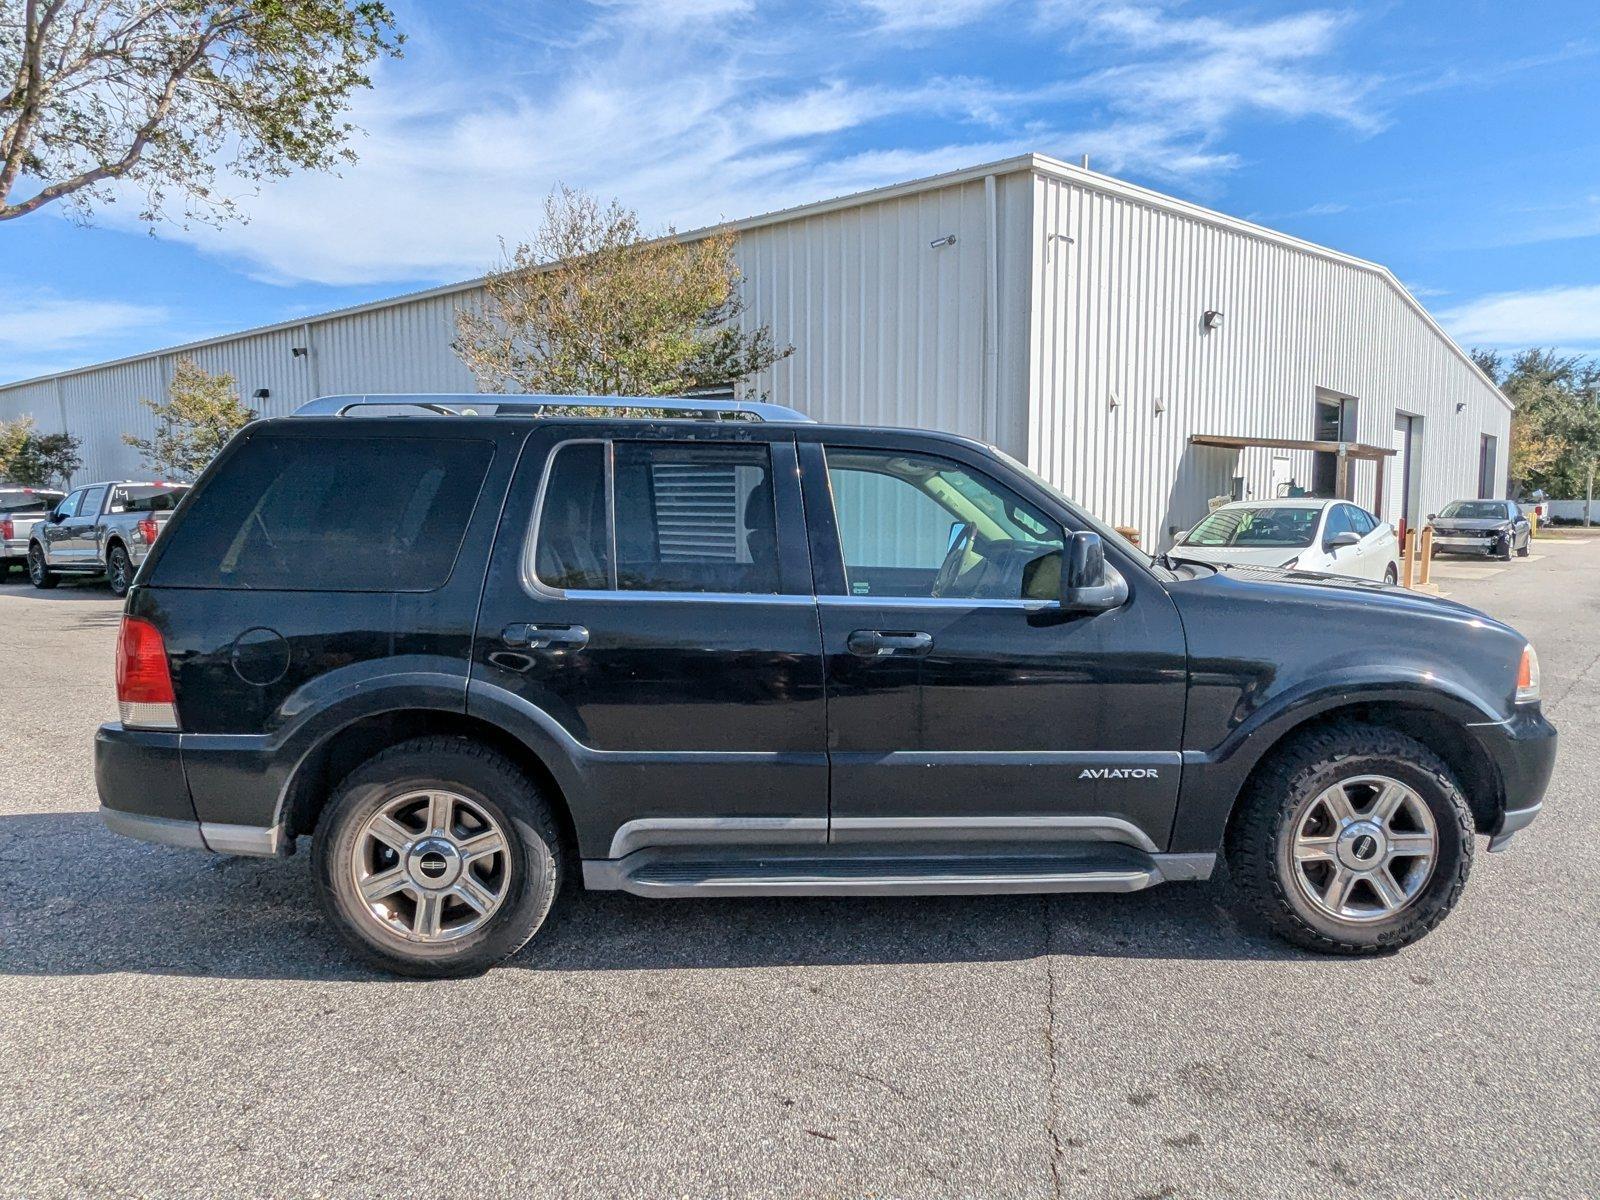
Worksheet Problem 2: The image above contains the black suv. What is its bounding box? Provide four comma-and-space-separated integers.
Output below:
96, 395, 1557, 976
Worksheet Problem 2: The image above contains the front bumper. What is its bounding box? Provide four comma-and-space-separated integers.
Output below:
1433, 533, 1509, 555
1468, 707, 1557, 851
95, 723, 284, 856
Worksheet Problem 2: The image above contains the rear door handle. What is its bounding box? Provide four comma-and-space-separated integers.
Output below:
501, 623, 589, 651
847, 629, 933, 658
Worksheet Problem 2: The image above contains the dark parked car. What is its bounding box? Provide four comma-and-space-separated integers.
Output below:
95, 396, 1557, 976
1428, 499, 1531, 561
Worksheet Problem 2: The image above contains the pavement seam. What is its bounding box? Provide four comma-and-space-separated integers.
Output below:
1041, 892, 1065, 1200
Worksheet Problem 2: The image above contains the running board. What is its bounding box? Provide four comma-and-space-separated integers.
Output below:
583, 845, 1214, 897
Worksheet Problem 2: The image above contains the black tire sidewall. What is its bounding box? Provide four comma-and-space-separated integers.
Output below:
108, 546, 131, 596
1268, 747, 1470, 950
28, 545, 56, 588
312, 745, 559, 977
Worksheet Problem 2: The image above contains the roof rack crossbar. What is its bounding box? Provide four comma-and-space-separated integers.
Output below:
292, 394, 812, 422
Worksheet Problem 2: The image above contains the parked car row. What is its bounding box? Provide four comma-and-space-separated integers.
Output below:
1170, 495, 1536, 583
0, 481, 189, 595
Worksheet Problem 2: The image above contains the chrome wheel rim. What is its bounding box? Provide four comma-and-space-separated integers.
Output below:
1289, 774, 1437, 923
349, 790, 511, 943
109, 550, 129, 592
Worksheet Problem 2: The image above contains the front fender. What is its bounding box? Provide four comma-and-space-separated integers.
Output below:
1168, 673, 1503, 853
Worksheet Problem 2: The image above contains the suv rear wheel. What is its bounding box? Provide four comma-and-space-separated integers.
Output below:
313, 737, 562, 977
1226, 722, 1473, 954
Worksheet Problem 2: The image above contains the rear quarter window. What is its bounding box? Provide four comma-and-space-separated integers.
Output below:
150, 434, 493, 591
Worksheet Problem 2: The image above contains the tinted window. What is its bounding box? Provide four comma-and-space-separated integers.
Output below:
533, 443, 611, 590
826, 447, 1064, 600
153, 435, 493, 591
55, 491, 83, 520
1440, 501, 1509, 520
113, 485, 187, 513
615, 443, 779, 593
1322, 505, 1353, 541
1186, 506, 1319, 548
77, 486, 107, 519
1347, 506, 1376, 536
0, 492, 58, 514
531, 441, 782, 595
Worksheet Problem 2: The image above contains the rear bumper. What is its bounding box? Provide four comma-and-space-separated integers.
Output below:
95, 723, 285, 856
1468, 707, 1557, 850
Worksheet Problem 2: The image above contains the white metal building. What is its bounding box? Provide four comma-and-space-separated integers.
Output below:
0, 153, 1509, 547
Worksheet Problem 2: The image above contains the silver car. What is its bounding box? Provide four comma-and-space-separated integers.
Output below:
0, 488, 65, 582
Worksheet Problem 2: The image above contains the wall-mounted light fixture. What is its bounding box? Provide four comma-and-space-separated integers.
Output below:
929, 234, 957, 249
252, 388, 270, 400
1108, 390, 1121, 411
1203, 309, 1224, 330
291, 347, 309, 358
1154, 395, 1167, 414
1455, 401, 1466, 413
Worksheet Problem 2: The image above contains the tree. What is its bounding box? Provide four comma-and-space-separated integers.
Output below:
0, 413, 32, 476
124, 357, 255, 478
453, 187, 792, 400
0, 0, 402, 226
7, 427, 81, 486
1479, 348, 1600, 522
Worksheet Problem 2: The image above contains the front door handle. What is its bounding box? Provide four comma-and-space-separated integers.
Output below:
847, 629, 934, 658
501, 623, 589, 652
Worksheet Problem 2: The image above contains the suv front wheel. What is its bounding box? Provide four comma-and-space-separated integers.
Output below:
313, 737, 562, 977
1226, 723, 1474, 954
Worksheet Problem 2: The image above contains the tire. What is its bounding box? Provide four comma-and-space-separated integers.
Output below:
1516, 537, 1529, 558
27, 543, 59, 589
106, 543, 133, 597
1383, 564, 1398, 585
0, 559, 11, 583
1225, 722, 1473, 955
313, 736, 562, 977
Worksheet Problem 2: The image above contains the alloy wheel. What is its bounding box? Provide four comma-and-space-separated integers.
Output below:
28, 546, 44, 585
1288, 774, 1437, 923
349, 790, 511, 943
109, 548, 130, 594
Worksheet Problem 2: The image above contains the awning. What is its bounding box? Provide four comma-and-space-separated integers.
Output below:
1189, 434, 1396, 459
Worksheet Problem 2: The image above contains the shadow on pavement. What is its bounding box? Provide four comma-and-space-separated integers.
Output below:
0, 811, 1314, 982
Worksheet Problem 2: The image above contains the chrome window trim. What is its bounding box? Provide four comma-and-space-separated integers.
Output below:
817, 594, 1056, 611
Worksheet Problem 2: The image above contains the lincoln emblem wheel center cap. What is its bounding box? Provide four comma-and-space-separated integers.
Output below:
1336, 821, 1387, 871
405, 838, 463, 890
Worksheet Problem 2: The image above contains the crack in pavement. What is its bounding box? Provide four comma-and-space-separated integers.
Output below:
1041, 892, 1065, 1200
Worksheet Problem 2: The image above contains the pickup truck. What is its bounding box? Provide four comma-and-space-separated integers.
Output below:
0, 487, 65, 581
28, 480, 189, 596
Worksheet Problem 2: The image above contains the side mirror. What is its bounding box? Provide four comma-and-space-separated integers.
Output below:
1172, 530, 1188, 545
1426, 513, 1437, 522
1326, 531, 1361, 550
1060, 531, 1129, 614
49, 509, 66, 523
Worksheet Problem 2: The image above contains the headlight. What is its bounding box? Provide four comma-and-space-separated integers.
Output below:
1516, 644, 1541, 705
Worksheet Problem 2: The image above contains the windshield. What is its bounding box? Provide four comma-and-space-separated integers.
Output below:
987, 446, 1155, 568
1440, 501, 1507, 520
1185, 506, 1320, 548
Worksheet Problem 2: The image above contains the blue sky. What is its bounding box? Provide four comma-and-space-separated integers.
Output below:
2, 0, 1598, 383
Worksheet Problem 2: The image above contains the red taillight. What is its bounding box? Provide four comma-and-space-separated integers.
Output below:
137, 517, 159, 544
0, 518, 12, 541
116, 616, 178, 728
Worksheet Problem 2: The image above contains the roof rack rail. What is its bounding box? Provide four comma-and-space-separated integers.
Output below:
291, 394, 813, 422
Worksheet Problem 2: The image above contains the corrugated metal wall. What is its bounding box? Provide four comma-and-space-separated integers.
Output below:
1026, 167, 1511, 548
0, 156, 1507, 552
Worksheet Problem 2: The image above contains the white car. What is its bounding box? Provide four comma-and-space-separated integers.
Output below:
1172, 498, 1401, 584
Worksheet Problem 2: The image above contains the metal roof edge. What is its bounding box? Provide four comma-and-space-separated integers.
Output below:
1028, 155, 1509, 412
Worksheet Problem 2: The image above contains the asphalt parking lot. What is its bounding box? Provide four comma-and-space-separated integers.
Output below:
2, 543, 1597, 1200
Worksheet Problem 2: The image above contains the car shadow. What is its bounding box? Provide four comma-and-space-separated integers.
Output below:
0, 811, 1316, 982
0, 579, 115, 600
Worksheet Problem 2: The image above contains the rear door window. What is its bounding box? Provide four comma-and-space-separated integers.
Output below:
77, 486, 107, 520
151, 434, 494, 591
531, 440, 782, 595
1348, 506, 1377, 536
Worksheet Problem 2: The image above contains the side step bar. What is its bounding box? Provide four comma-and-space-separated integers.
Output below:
583, 845, 1215, 898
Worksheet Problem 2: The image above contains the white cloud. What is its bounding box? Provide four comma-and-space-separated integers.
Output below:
0, 293, 169, 379
856, 0, 1007, 33
85, 0, 1375, 287
1441, 285, 1600, 350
